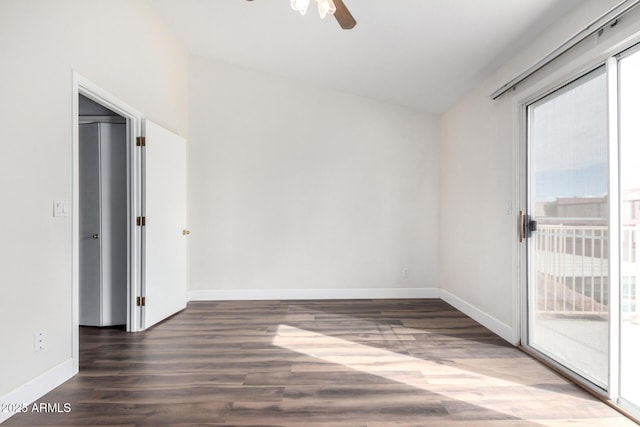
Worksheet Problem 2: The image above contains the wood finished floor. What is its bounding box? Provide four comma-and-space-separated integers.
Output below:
5, 299, 636, 426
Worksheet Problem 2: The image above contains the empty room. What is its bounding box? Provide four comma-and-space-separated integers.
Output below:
2, 0, 640, 425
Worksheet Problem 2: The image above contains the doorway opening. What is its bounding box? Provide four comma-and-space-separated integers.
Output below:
72, 74, 145, 374
72, 73, 188, 374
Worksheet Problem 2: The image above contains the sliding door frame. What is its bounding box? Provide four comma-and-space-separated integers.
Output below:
606, 55, 621, 401
613, 42, 640, 415
517, 60, 612, 398
514, 33, 640, 406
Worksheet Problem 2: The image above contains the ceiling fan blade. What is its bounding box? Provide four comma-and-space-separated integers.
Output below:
332, 0, 356, 29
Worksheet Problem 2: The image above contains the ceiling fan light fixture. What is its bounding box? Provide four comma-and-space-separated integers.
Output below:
290, 0, 310, 15
317, 0, 336, 19
288, 0, 355, 29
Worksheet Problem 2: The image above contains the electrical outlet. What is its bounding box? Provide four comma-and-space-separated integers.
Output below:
35, 332, 45, 351
403, 268, 409, 278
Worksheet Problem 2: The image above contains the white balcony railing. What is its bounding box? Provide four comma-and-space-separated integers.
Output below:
534, 224, 640, 318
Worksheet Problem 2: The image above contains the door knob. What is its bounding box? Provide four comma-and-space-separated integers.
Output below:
182, 229, 190, 236
92, 234, 99, 239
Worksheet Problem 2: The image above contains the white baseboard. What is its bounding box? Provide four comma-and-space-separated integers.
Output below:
189, 287, 440, 301
439, 289, 517, 345
189, 287, 517, 343
189, 287, 517, 344
0, 358, 75, 424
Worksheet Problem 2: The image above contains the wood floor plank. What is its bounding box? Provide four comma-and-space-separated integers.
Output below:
4, 299, 636, 426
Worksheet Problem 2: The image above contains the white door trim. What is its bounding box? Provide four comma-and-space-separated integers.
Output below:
71, 72, 144, 373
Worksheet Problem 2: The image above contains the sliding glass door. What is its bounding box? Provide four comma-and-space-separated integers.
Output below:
619, 47, 640, 411
526, 66, 610, 387
524, 45, 640, 415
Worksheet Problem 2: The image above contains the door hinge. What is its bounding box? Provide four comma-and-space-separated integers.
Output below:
136, 136, 146, 147
136, 296, 146, 307
136, 216, 146, 226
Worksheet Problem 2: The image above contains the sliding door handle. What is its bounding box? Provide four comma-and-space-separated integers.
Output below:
519, 211, 538, 242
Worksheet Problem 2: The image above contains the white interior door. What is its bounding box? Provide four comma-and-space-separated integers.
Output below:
142, 120, 187, 329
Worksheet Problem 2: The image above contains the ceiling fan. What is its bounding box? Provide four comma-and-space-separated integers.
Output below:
334, 0, 357, 29
246, 0, 357, 30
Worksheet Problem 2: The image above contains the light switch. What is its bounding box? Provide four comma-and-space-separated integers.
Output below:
505, 200, 513, 216
53, 200, 68, 217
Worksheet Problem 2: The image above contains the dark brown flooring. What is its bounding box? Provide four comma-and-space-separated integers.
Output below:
5, 299, 636, 426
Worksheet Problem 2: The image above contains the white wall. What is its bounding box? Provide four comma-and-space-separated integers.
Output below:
5, 0, 630, 411
188, 56, 439, 297
439, 0, 634, 342
0, 0, 187, 399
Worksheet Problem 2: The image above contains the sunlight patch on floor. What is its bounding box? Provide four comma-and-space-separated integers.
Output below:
272, 324, 633, 425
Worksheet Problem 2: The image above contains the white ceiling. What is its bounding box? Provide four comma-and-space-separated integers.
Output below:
148, 0, 582, 114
